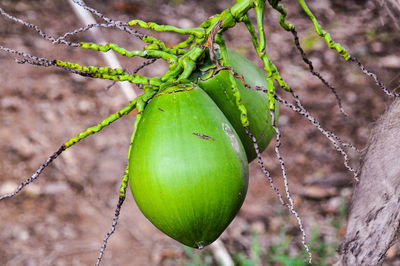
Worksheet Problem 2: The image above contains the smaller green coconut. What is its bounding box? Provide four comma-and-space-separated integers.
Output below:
129, 84, 249, 248
190, 49, 278, 162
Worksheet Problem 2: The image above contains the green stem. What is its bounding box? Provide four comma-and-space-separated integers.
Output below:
161, 63, 182, 82
218, 37, 249, 127
298, 0, 350, 60
177, 46, 205, 81
267, 0, 294, 31
124, 87, 157, 197
230, 0, 255, 21
141, 35, 186, 56
63, 97, 133, 148
172, 35, 196, 50
55, 60, 162, 86
242, 15, 259, 51
80, 42, 178, 63
124, 87, 156, 198
119, 168, 129, 197
253, 0, 276, 110
245, 0, 291, 111
129, 19, 205, 38
198, 0, 256, 43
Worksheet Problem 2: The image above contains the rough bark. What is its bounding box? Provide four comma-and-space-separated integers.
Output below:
336, 99, 400, 265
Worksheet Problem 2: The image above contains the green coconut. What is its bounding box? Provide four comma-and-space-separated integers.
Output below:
190, 49, 278, 162
128, 83, 249, 248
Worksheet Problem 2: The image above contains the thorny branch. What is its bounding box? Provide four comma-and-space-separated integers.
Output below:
275, 93, 360, 180
71, 0, 144, 39
291, 28, 348, 116
96, 196, 126, 266
270, 110, 312, 263
350, 56, 400, 98
0, 145, 66, 201
0, 7, 143, 47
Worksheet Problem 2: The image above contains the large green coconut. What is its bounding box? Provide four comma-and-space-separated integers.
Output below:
128, 83, 249, 248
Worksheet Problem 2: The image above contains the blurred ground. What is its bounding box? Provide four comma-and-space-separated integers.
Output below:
0, 0, 400, 265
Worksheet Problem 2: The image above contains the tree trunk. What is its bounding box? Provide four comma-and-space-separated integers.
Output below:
336, 2, 400, 263
336, 99, 400, 265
